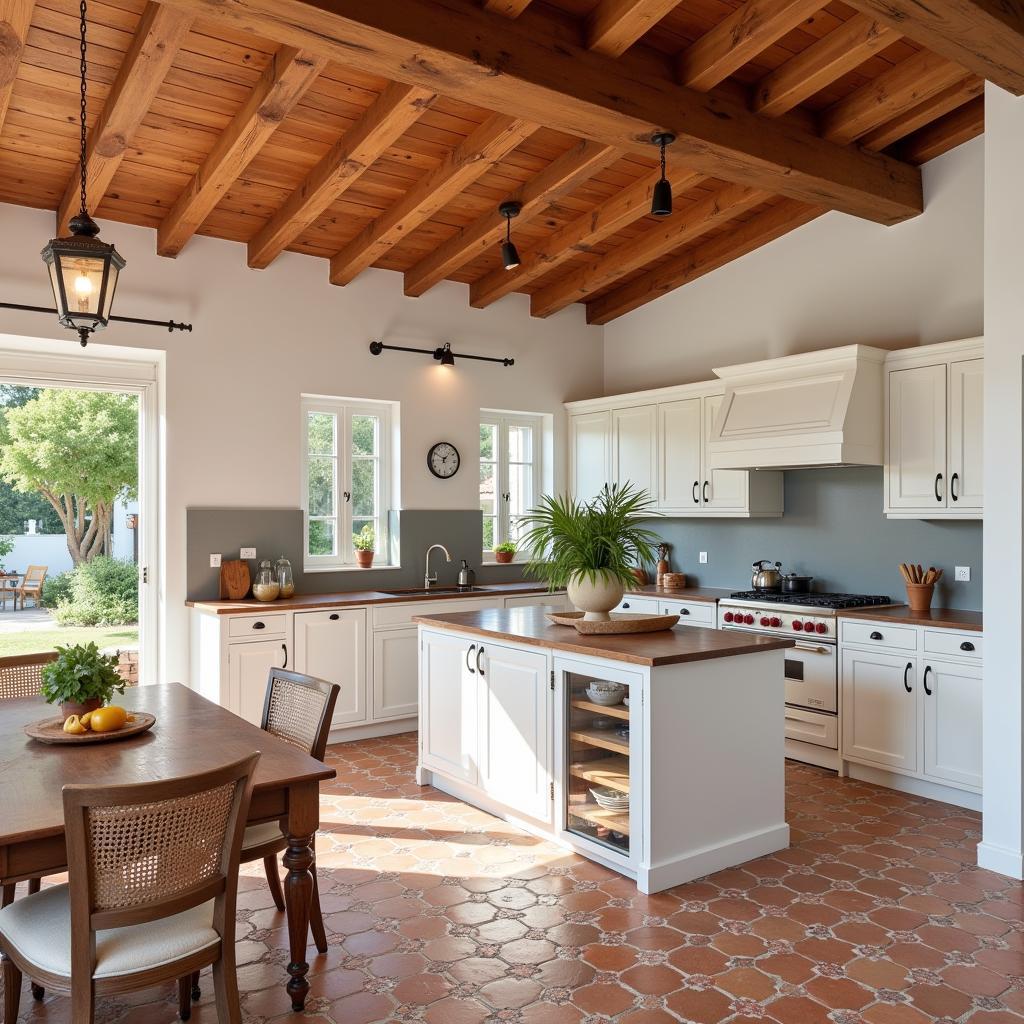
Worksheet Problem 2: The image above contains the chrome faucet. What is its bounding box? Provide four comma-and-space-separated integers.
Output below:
424, 544, 452, 589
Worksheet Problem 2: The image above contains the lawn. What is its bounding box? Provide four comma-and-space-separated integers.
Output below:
0, 626, 139, 657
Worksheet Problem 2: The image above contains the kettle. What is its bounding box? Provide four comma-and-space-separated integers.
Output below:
751, 560, 783, 591
458, 559, 475, 589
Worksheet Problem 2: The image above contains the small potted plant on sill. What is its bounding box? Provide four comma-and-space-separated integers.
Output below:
353, 524, 376, 568
40, 642, 125, 719
493, 542, 517, 564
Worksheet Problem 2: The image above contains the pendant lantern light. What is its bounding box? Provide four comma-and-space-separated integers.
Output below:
40, 0, 125, 347
499, 201, 522, 270
650, 132, 677, 217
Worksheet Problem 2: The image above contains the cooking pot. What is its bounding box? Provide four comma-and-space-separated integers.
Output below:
751, 560, 782, 591
781, 573, 814, 594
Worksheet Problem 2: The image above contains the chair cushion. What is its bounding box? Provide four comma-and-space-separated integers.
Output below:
242, 821, 285, 852
0, 884, 219, 979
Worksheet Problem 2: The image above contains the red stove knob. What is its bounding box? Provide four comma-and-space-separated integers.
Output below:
743, 614, 755, 625
792, 620, 804, 631
770, 617, 781, 627
723, 611, 734, 623
760, 616, 770, 627
816, 622, 828, 634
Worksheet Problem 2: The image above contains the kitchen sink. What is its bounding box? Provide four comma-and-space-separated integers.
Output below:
387, 586, 491, 597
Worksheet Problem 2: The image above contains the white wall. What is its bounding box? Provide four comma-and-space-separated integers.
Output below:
603, 138, 983, 392
0, 203, 601, 682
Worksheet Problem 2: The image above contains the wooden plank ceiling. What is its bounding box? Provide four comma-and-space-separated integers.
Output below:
0, 0, 1005, 323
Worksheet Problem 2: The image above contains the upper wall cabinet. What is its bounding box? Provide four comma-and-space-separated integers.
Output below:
885, 339, 983, 520
567, 382, 783, 518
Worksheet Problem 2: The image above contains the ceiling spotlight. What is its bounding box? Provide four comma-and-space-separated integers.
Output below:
434, 342, 456, 366
650, 132, 676, 217
499, 200, 522, 270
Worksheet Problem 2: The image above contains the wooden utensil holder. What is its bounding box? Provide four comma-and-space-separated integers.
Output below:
905, 582, 935, 612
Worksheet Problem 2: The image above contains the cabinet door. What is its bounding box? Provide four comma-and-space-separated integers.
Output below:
228, 639, 287, 726
477, 642, 552, 823
570, 411, 611, 502
922, 659, 982, 790
420, 630, 478, 785
888, 364, 947, 510
612, 405, 657, 500
294, 609, 367, 726
841, 649, 918, 772
658, 398, 702, 511
948, 358, 983, 512
372, 627, 418, 721
702, 395, 747, 511
505, 593, 573, 611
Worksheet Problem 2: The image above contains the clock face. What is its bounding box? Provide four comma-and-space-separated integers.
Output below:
427, 441, 460, 479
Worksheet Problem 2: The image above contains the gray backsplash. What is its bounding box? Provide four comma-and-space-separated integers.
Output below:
644, 467, 982, 610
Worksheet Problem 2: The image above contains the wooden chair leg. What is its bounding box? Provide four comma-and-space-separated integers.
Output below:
310, 866, 328, 955
191, 969, 201, 1000
2, 954, 21, 1024
70, 975, 95, 1024
27, 878, 40, 895
263, 854, 285, 912
212, 951, 241, 1024
178, 976, 192, 1021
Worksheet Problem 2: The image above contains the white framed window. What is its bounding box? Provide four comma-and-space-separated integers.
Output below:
480, 411, 543, 559
302, 396, 391, 569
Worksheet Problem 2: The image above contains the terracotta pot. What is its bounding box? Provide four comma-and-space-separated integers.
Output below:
60, 697, 102, 719
567, 571, 624, 622
905, 582, 934, 612
494, 550, 515, 564
355, 549, 374, 568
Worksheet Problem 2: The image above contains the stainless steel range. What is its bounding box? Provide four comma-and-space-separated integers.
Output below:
718, 591, 894, 770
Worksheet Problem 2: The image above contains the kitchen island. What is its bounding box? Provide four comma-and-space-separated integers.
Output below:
414, 606, 794, 893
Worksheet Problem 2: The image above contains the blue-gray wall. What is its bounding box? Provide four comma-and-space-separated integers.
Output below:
645, 467, 982, 609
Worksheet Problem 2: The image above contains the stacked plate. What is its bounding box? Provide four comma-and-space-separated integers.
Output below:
590, 786, 630, 811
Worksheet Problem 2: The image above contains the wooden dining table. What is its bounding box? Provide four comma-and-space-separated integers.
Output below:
0, 682, 336, 1012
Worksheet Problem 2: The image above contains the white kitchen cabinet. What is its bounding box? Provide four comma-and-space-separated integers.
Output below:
658, 398, 702, 511
922, 658, 983, 790
948, 358, 984, 512
570, 410, 611, 503
476, 641, 552, 823
615, 596, 660, 614
228, 638, 288, 726
294, 608, 367, 727
701, 394, 748, 511
612, 405, 657, 498
420, 629, 479, 784
658, 599, 716, 628
886, 363, 946, 511
505, 593, 572, 611
372, 627, 418, 720
841, 648, 918, 773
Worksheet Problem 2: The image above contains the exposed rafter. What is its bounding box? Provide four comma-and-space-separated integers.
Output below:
586, 0, 682, 57
247, 81, 436, 270
55, 2, 193, 234
586, 199, 824, 323
897, 94, 984, 163
157, 46, 327, 258
531, 183, 768, 318
153, 0, 924, 225
860, 74, 983, 151
403, 139, 619, 297
329, 115, 535, 286
0, 0, 34, 135
482, 0, 532, 15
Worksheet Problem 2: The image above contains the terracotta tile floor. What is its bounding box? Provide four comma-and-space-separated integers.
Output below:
5, 731, 1023, 1023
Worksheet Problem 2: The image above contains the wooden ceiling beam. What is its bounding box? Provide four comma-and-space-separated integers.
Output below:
55, 2, 193, 234
587, 0, 682, 57
153, 0, 924, 225
482, 0, 533, 16
0, 0, 34, 135
246, 80, 435, 270
157, 46, 326, 257
530, 183, 768, 318
752, 14, 901, 116
819, 48, 969, 145
845, 0, 1024, 95
586, 198, 824, 323
896, 94, 984, 163
403, 138, 619, 297
329, 114, 535, 285
860, 73, 983, 151
469, 167, 703, 308
677, 0, 827, 91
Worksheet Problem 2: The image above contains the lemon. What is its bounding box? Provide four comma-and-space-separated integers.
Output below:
62, 715, 87, 735
89, 706, 128, 733
80, 710, 95, 729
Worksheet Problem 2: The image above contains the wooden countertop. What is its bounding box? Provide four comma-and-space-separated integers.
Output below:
840, 606, 983, 632
187, 581, 555, 614
623, 585, 733, 603
413, 606, 793, 667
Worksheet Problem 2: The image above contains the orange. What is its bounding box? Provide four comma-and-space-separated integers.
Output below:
89, 705, 128, 733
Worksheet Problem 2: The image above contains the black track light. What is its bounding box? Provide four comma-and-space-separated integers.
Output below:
650, 132, 676, 217
499, 200, 522, 270
435, 342, 456, 366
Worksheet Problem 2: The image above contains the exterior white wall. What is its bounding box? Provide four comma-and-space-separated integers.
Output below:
0, 203, 601, 682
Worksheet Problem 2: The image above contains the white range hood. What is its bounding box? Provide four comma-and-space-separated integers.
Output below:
708, 345, 887, 470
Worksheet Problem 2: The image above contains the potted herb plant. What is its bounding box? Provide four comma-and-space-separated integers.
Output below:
353, 524, 375, 568
521, 483, 660, 621
493, 541, 517, 564
40, 642, 126, 718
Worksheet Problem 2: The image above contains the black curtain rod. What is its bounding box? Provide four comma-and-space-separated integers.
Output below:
0, 301, 193, 333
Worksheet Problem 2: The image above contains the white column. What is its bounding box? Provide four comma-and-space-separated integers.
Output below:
980, 83, 1024, 878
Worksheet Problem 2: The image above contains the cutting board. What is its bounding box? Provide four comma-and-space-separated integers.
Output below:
219, 559, 251, 600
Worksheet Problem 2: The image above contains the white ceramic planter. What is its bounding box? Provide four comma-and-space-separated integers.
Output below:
567, 572, 624, 621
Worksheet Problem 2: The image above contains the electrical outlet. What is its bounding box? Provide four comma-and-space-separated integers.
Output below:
699, 551, 708, 564
240, 547, 256, 560
955, 565, 971, 582
209, 553, 221, 568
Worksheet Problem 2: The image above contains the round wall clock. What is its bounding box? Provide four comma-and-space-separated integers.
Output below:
427, 441, 461, 479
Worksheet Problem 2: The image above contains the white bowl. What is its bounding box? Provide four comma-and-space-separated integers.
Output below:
586, 682, 626, 705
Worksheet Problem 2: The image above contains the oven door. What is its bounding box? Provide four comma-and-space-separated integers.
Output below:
784, 640, 837, 713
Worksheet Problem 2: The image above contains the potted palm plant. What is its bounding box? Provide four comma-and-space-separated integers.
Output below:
353, 524, 375, 568
521, 483, 660, 621
40, 642, 125, 718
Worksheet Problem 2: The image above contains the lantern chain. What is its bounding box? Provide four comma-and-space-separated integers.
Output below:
79, 0, 88, 217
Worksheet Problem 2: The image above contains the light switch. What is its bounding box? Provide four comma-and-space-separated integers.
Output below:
209, 553, 222, 568
240, 547, 256, 559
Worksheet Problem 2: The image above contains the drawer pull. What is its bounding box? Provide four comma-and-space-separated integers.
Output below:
252, 621, 265, 630
329, 613, 340, 621
869, 631, 883, 640
465, 644, 476, 674
923, 664, 933, 696
679, 608, 689, 615
622, 602, 630, 610
960, 640, 975, 652
903, 661, 913, 694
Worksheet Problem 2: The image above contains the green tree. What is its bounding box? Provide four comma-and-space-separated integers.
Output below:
0, 385, 61, 534
0, 390, 138, 565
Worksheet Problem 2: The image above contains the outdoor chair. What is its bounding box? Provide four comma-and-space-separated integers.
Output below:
14, 566, 46, 610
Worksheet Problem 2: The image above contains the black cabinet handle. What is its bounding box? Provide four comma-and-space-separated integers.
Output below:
692, 481, 699, 504
252, 621, 265, 630
281, 643, 288, 669
960, 640, 975, 652
465, 643, 476, 674
935, 473, 943, 502
923, 664, 933, 695
951, 472, 959, 502
870, 631, 883, 640
329, 613, 339, 621
679, 607, 690, 615
476, 646, 485, 677
903, 661, 913, 693
702, 481, 709, 503
622, 602, 630, 609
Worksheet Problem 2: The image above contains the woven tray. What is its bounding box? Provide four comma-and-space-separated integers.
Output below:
24, 712, 156, 745
546, 611, 679, 634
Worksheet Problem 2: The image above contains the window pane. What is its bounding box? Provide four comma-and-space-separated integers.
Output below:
507, 423, 533, 464
352, 415, 378, 457
479, 461, 495, 518
308, 412, 335, 456
480, 422, 497, 461
309, 519, 335, 556
352, 459, 377, 517
482, 516, 496, 551
308, 457, 335, 516
509, 460, 533, 545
